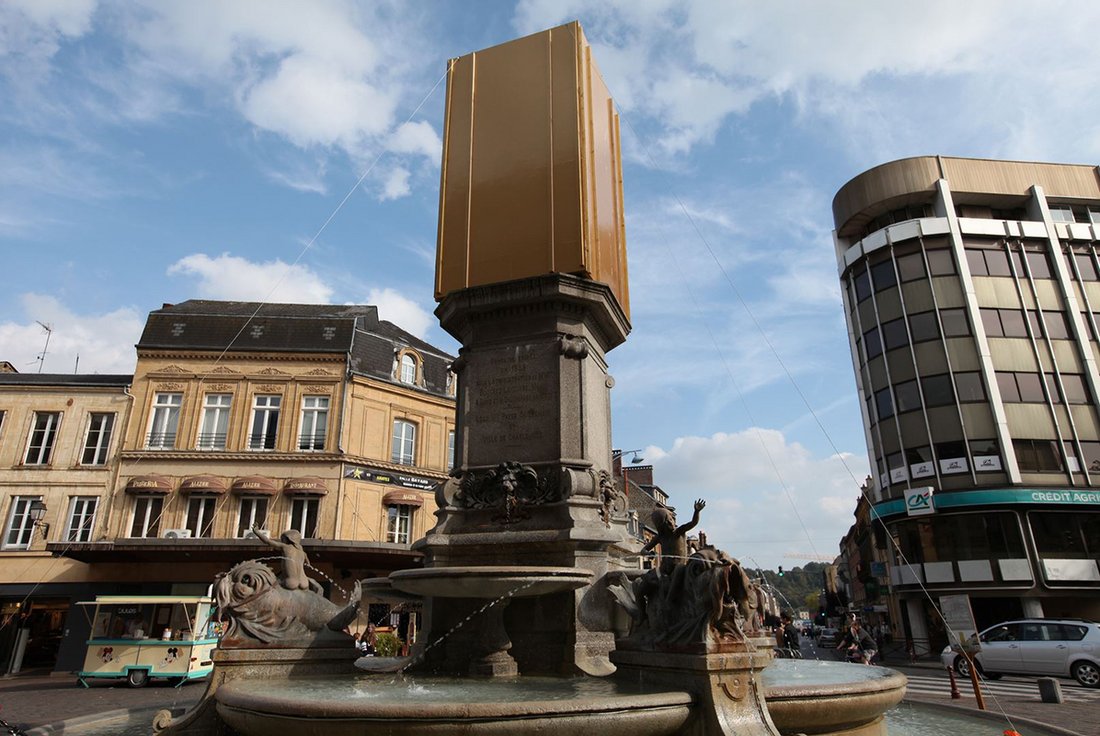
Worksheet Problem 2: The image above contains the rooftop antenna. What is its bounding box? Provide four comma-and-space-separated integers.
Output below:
35, 321, 52, 373
74, 354, 80, 373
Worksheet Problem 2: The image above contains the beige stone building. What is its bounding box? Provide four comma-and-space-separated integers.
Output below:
0, 373, 132, 673
0, 300, 456, 672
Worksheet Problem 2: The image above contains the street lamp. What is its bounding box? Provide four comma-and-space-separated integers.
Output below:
28, 500, 49, 543
612, 448, 645, 496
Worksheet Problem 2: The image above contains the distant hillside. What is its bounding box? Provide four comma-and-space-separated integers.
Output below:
757, 561, 826, 617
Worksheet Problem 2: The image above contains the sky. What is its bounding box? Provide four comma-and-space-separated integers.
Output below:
4, 1, 1100, 570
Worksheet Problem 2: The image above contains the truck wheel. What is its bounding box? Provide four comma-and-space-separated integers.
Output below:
127, 669, 149, 688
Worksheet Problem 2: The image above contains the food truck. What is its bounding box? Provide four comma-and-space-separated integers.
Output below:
76, 595, 219, 687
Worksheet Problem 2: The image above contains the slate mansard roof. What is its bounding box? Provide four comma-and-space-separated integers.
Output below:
0, 373, 133, 388
139, 300, 456, 398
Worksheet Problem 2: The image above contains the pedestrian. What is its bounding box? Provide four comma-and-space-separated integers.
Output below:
779, 612, 801, 658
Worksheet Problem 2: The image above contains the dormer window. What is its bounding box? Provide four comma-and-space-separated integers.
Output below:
446, 370, 457, 396
397, 351, 420, 386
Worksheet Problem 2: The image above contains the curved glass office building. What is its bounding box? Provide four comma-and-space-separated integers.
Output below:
833, 156, 1100, 651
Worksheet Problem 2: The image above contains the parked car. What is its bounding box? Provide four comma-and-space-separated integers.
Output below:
940, 619, 1100, 688
817, 628, 840, 648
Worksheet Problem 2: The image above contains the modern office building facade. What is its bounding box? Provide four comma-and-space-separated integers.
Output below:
833, 156, 1100, 652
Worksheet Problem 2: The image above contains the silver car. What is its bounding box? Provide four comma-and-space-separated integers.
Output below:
940, 619, 1100, 688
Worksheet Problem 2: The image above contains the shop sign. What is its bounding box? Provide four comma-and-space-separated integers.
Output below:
939, 457, 968, 474
889, 466, 908, 483
940, 594, 980, 654
974, 455, 1001, 472
905, 487, 935, 516
345, 465, 436, 491
909, 462, 935, 479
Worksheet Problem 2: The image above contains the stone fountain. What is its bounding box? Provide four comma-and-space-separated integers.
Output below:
153, 22, 906, 736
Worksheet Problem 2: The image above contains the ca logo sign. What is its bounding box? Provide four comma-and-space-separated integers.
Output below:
905, 487, 935, 516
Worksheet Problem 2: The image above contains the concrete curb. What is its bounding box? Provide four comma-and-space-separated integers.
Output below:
904, 697, 1087, 736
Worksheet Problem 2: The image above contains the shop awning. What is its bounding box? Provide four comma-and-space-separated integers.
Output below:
124, 475, 173, 494
231, 476, 278, 495
179, 475, 228, 494
382, 490, 425, 507
284, 477, 329, 495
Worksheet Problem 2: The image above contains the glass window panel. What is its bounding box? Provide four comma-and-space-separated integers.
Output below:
1027, 310, 1044, 337
1029, 512, 1084, 556
400, 354, 417, 384
66, 497, 98, 542
905, 446, 933, 463
391, 420, 417, 466
896, 252, 926, 282
1073, 252, 1099, 281
996, 372, 1021, 402
922, 374, 954, 407
908, 312, 938, 342
186, 495, 217, 538
894, 380, 921, 413
874, 387, 894, 419
298, 396, 329, 451
147, 393, 181, 449
955, 372, 985, 402
985, 249, 1012, 276
965, 249, 988, 276
1016, 373, 1045, 402
926, 249, 955, 276
881, 318, 908, 350
1079, 441, 1100, 473
26, 412, 61, 465
864, 327, 882, 359
81, 413, 115, 465
129, 496, 163, 538
3, 496, 39, 549
980, 308, 1003, 337
1026, 250, 1052, 279
854, 271, 872, 302
1014, 440, 1063, 472
1041, 311, 1070, 339
1000, 310, 1028, 337
870, 260, 897, 291
289, 497, 319, 537
940, 308, 969, 337
249, 395, 281, 450
237, 497, 269, 537
198, 394, 231, 450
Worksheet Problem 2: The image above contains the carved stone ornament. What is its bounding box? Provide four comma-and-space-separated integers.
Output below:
214, 560, 361, 645
452, 461, 562, 523
304, 368, 334, 376
207, 383, 233, 391
209, 366, 239, 374
258, 367, 291, 376
609, 545, 762, 650
558, 334, 589, 359
156, 383, 184, 391
159, 365, 188, 374
597, 469, 626, 527
255, 384, 283, 393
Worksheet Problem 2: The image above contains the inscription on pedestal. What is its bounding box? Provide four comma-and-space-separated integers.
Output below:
467, 346, 558, 464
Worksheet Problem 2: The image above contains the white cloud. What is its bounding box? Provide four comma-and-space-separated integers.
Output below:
643, 428, 868, 568
387, 121, 442, 159
168, 253, 334, 303
0, 294, 141, 374
366, 287, 433, 338
0, 0, 96, 76
379, 166, 411, 201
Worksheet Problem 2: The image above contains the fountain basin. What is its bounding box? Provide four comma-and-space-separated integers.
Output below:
389, 566, 593, 598
211, 660, 907, 736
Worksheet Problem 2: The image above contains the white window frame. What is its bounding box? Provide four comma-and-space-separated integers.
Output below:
248, 394, 282, 451
25, 411, 61, 465
66, 496, 98, 542
185, 494, 218, 538
391, 419, 417, 466
81, 412, 115, 465
3, 496, 41, 549
198, 393, 232, 450
298, 396, 329, 451
146, 393, 182, 449
386, 504, 413, 544
399, 353, 418, 385
130, 495, 164, 538
236, 496, 269, 538
288, 496, 320, 538
447, 430, 456, 469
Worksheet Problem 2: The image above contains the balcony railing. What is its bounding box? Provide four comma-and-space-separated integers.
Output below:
298, 433, 326, 451
145, 432, 177, 449
248, 433, 278, 451
196, 433, 227, 450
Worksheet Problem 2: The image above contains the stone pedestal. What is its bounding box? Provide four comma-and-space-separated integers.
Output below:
416, 274, 636, 677
611, 646, 781, 736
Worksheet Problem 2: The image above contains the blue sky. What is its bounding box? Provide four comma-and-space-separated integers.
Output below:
5, 1, 1100, 569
